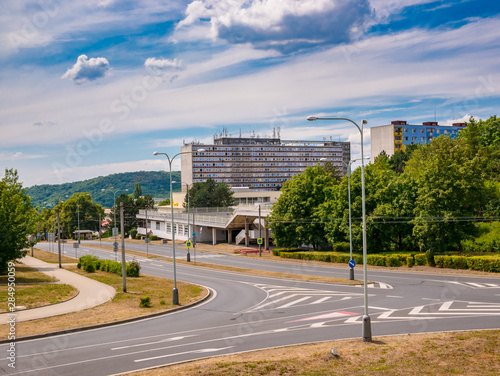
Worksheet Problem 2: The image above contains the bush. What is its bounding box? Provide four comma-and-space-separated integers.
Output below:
139, 296, 151, 308
84, 263, 95, 273
150, 235, 158, 241
130, 228, 138, 239
127, 260, 141, 277
367, 254, 386, 266
452, 256, 468, 270
414, 253, 428, 266
79, 254, 99, 272
467, 257, 500, 273
78, 255, 141, 277
386, 255, 402, 267
406, 256, 414, 268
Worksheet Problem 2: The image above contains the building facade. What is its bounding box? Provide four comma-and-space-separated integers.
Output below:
181, 135, 351, 190
370, 120, 466, 161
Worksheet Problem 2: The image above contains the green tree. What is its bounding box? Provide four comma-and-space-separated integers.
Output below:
184, 179, 234, 208
109, 193, 138, 234
59, 193, 105, 239
0, 169, 38, 272
406, 136, 486, 254
133, 182, 143, 199
269, 165, 336, 250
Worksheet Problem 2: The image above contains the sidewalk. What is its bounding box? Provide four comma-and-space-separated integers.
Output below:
0, 256, 116, 324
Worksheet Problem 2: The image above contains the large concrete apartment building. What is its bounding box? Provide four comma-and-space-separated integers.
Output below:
181, 132, 351, 191
370, 120, 466, 161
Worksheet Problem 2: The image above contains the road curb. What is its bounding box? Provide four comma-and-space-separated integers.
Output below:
0, 287, 213, 344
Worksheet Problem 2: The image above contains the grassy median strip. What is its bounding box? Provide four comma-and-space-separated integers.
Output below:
31, 248, 77, 263
134, 330, 500, 376
85, 243, 363, 286
0, 265, 208, 339
0, 262, 77, 312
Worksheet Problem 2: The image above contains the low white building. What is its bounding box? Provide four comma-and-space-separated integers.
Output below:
136, 189, 281, 248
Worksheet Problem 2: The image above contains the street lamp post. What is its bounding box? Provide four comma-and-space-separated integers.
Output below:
308, 115, 372, 342
186, 183, 191, 262
102, 188, 128, 261
153, 148, 205, 305
341, 160, 354, 281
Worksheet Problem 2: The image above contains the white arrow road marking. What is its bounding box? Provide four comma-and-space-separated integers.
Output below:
111, 336, 195, 351
134, 347, 234, 363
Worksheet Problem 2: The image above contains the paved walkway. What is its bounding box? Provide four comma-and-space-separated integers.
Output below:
0, 256, 116, 324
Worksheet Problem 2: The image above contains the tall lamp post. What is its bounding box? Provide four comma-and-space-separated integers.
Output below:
339, 158, 369, 281
102, 188, 129, 260
153, 148, 205, 305
308, 115, 372, 342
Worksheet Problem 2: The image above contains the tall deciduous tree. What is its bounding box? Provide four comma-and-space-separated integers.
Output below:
59, 193, 104, 239
269, 165, 336, 250
183, 179, 235, 208
407, 136, 486, 254
0, 169, 38, 272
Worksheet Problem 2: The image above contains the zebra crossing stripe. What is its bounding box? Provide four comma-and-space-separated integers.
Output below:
277, 296, 311, 309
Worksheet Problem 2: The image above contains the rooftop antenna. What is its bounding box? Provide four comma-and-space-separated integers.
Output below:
239, 128, 242, 138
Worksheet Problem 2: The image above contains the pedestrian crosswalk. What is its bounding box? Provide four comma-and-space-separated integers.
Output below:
449, 281, 500, 289
242, 283, 364, 313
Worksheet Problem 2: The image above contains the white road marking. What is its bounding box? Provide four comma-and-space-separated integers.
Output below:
134, 347, 233, 363
277, 296, 311, 309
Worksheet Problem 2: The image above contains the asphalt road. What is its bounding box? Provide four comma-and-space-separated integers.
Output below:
3, 241, 500, 375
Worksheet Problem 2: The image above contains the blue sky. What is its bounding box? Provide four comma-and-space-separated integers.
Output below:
1, 0, 499, 187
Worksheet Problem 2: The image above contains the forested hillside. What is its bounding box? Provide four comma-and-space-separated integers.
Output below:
27, 171, 181, 208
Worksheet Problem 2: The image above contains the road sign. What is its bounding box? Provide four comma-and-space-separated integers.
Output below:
348, 259, 356, 268
145, 238, 150, 243
73, 242, 79, 249
186, 241, 192, 248
112, 227, 118, 237
257, 238, 263, 245
192, 231, 196, 236
113, 242, 118, 252
48, 233, 55, 242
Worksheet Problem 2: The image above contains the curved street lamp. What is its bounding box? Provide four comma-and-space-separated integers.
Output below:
308, 115, 372, 342
153, 148, 205, 305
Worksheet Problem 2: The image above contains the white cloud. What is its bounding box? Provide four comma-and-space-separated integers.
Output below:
0, 151, 46, 161
144, 57, 185, 77
62, 54, 111, 84
177, 0, 372, 52
443, 114, 473, 126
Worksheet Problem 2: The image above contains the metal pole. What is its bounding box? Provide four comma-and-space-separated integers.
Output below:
145, 207, 148, 257
348, 163, 354, 281
307, 116, 371, 342
259, 204, 262, 257
359, 121, 371, 342
169, 158, 179, 305
186, 184, 191, 262
57, 209, 61, 268
77, 195, 80, 244
99, 213, 101, 246
114, 191, 117, 261
120, 202, 126, 293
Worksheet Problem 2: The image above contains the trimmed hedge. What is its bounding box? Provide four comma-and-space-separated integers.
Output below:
414, 254, 427, 266
78, 254, 141, 277
276, 250, 500, 273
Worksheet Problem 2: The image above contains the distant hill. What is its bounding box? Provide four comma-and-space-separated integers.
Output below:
27, 170, 181, 208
